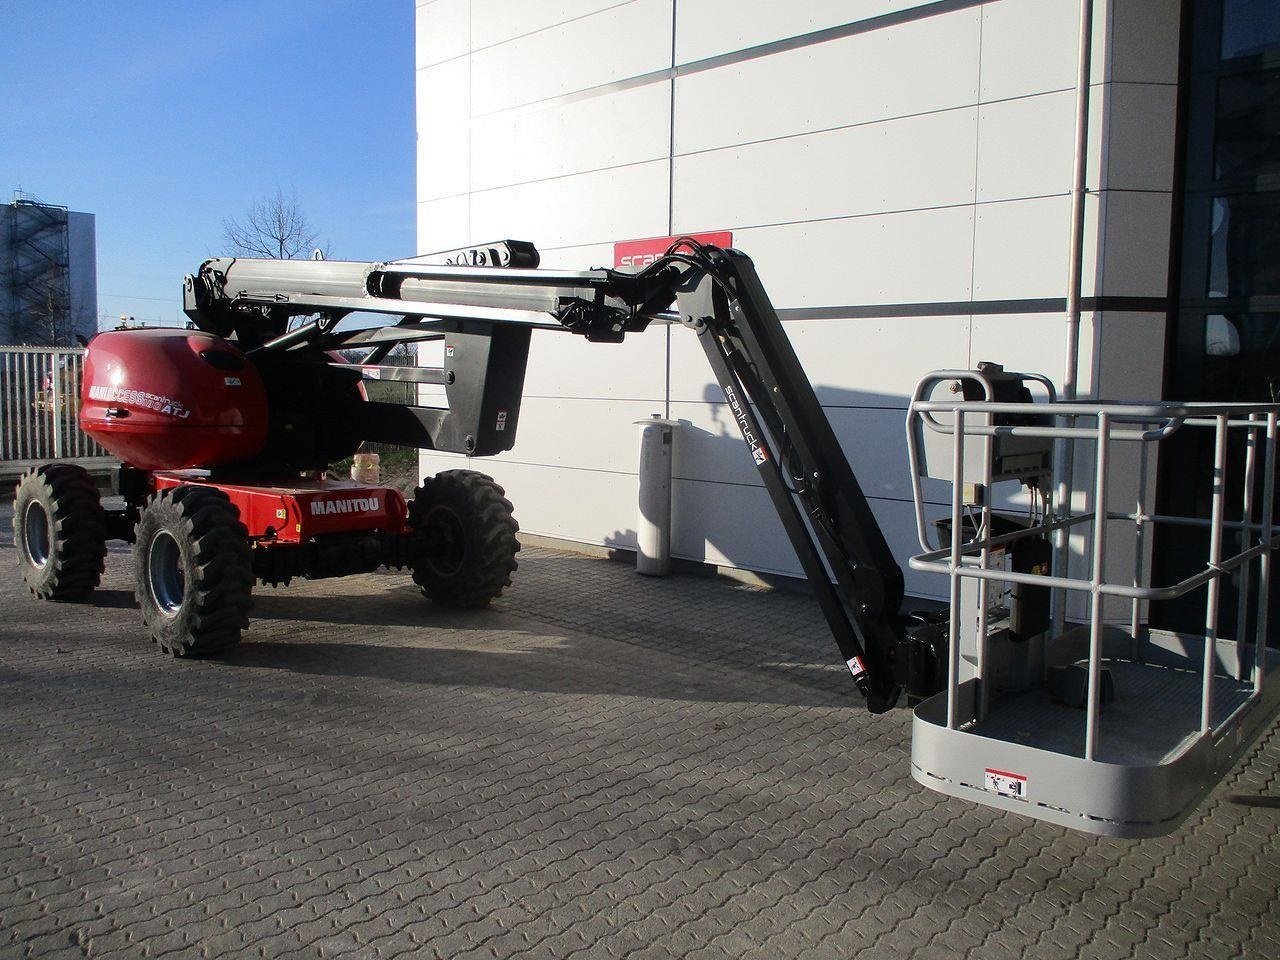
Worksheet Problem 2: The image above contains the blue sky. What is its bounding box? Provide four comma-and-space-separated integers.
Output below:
0, 0, 416, 329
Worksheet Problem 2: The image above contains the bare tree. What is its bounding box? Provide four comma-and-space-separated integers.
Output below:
13, 276, 84, 347
222, 187, 323, 259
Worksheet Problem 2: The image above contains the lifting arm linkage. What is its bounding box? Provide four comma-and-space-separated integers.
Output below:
181, 240, 917, 709
673, 248, 905, 711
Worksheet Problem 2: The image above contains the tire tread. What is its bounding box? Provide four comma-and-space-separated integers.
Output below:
409, 470, 520, 608
133, 486, 253, 657
12, 463, 107, 601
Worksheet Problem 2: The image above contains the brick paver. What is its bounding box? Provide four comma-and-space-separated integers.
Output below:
1, 501, 1278, 959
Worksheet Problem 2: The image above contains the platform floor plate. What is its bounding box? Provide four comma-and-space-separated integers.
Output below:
968, 660, 1263, 765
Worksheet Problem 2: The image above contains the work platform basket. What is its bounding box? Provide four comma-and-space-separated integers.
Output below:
906, 369, 1280, 837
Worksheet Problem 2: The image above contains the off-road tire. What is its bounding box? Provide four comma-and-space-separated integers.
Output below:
133, 485, 253, 657
13, 463, 107, 601
410, 470, 520, 608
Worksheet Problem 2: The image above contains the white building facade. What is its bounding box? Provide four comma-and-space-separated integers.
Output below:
414, 0, 1278, 619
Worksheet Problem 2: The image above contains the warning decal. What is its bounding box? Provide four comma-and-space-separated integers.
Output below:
984, 768, 1028, 801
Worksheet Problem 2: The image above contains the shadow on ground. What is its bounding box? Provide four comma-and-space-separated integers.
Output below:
224, 577, 856, 710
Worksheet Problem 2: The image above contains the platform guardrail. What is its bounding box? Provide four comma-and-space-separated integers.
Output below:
905, 379, 1280, 836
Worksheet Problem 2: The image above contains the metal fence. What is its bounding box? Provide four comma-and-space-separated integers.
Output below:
0, 345, 108, 463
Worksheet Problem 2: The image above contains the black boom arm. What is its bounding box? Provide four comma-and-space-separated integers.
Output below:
670, 248, 906, 710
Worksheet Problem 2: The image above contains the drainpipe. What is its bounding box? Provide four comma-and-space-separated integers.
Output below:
1052, 0, 1099, 638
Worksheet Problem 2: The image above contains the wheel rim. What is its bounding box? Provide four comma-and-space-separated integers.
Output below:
147, 531, 185, 615
422, 506, 466, 577
22, 500, 52, 568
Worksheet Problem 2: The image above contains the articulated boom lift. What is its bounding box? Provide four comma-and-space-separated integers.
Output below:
14, 239, 944, 711
14, 238, 1280, 835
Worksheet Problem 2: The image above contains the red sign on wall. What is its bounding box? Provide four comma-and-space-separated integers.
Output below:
613, 231, 733, 270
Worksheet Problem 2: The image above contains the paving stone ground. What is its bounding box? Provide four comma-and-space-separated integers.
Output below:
1, 500, 1278, 960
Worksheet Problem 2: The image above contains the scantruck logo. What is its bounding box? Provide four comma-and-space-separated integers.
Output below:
310, 496, 381, 516
614, 231, 733, 270
723, 383, 767, 466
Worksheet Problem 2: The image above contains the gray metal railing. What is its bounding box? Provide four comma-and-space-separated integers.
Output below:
907, 393, 1280, 761
0, 345, 109, 464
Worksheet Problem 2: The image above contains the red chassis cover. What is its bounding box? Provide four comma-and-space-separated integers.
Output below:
80, 330, 269, 471
152, 473, 409, 544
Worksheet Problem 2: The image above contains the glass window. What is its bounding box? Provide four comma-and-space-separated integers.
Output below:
1200, 312, 1280, 401
1158, 2, 1280, 641
1214, 67, 1280, 180
1221, 0, 1280, 59
1207, 193, 1280, 298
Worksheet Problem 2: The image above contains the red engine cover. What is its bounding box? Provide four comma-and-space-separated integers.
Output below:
81, 329, 268, 470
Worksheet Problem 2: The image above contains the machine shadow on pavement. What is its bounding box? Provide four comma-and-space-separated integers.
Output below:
87, 588, 137, 609
221, 554, 857, 709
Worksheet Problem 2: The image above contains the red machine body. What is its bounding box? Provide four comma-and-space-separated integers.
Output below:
80, 329, 268, 470
150, 472, 409, 543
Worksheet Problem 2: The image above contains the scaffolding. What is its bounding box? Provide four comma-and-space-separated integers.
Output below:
3, 193, 73, 346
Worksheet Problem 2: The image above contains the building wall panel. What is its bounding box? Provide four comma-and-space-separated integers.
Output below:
416, 0, 469, 69
666, 314, 972, 408
521, 327, 666, 401
469, 159, 669, 250
533, 242, 618, 270
669, 400, 952, 506
478, 397, 655, 474
707, 207, 976, 310
1099, 82, 1179, 192
1094, 191, 1175, 298
669, 477, 798, 575
470, 0, 637, 51
673, 9, 981, 155
969, 312, 1097, 397
1108, 0, 1182, 84
978, 0, 1081, 101
674, 108, 977, 230
417, 59, 471, 202
971, 195, 1072, 301
416, 195, 470, 252
976, 91, 1076, 202
470, 82, 670, 193
469, 0, 671, 115
671, 477, 949, 599
782, 316, 973, 407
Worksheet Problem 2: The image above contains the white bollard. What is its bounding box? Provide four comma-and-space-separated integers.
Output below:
635, 415, 678, 575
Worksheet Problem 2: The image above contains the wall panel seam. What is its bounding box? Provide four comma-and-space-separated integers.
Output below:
676, 94, 1065, 163
967, 2, 985, 367
438, 194, 1072, 252
426, 0, 640, 69
469, 0, 991, 120
455, 157, 670, 201
672, 0, 986, 72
